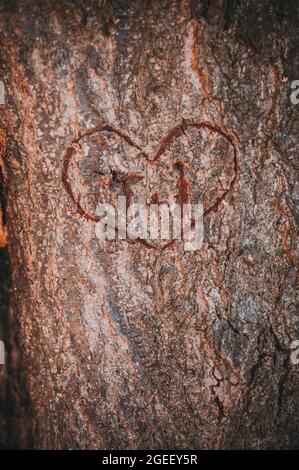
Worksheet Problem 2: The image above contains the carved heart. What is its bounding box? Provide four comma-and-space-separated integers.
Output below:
63, 121, 237, 249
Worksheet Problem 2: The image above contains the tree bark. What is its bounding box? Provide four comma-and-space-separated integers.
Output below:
0, 0, 298, 449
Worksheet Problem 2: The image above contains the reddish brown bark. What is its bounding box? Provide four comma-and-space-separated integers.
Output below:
0, 0, 298, 449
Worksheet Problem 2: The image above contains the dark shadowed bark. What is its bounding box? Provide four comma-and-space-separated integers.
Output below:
0, 0, 298, 449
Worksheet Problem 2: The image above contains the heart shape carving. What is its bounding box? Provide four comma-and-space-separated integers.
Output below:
62, 121, 237, 250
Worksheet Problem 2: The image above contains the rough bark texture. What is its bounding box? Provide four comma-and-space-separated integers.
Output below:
0, 0, 298, 449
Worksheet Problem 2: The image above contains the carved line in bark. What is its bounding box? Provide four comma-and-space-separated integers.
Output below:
62, 120, 238, 250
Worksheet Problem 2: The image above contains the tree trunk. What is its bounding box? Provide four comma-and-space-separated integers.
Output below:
0, 0, 298, 449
